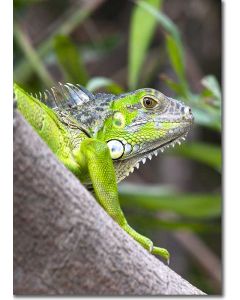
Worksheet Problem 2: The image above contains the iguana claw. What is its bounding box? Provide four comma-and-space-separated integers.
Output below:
152, 246, 170, 264
122, 223, 169, 263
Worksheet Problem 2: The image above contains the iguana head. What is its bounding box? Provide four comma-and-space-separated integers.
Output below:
93, 88, 193, 182
40, 84, 193, 182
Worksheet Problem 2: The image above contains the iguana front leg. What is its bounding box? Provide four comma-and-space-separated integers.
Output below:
75, 138, 170, 262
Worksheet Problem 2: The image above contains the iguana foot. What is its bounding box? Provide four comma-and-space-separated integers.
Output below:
152, 246, 170, 264
122, 223, 170, 263
122, 223, 153, 250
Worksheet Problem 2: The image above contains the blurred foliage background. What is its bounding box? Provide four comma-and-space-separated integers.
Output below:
13, 0, 222, 294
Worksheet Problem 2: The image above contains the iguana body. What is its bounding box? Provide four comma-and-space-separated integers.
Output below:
14, 83, 193, 262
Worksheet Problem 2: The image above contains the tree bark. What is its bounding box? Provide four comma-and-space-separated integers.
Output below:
13, 111, 205, 295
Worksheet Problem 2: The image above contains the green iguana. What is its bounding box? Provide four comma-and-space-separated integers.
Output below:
14, 82, 193, 263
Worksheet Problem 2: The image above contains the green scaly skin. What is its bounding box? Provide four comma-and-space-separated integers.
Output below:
14, 82, 193, 263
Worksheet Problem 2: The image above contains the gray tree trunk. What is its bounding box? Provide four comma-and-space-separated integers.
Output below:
13, 111, 205, 295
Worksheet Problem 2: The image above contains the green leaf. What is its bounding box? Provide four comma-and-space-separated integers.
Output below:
169, 142, 221, 172
86, 77, 124, 94
192, 106, 221, 131
165, 34, 186, 88
119, 184, 221, 219
53, 34, 89, 85
14, 3, 99, 83
14, 23, 55, 88
201, 75, 222, 104
136, 1, 190, 96
135, 2, 222, 134
128, 215, 220, 233
136, 0, 179, 39
160, 74, 184, 95
128, 0, 162, 89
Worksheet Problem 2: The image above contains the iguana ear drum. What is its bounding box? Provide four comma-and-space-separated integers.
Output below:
113, 112, 125, 128
107, 140, 124, 159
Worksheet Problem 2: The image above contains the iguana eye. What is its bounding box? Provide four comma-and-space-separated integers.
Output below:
107, 140, 124, 159
142, 97, 158, 109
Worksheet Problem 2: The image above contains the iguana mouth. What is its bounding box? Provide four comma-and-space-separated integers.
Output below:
117, 131, 189, 180
143, 132, 189, 157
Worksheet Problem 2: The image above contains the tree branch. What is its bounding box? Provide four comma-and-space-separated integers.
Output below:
13, 111, 205, 295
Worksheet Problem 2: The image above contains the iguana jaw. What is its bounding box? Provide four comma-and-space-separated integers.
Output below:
114, 128, 190, 182
140, 131, 188, 157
